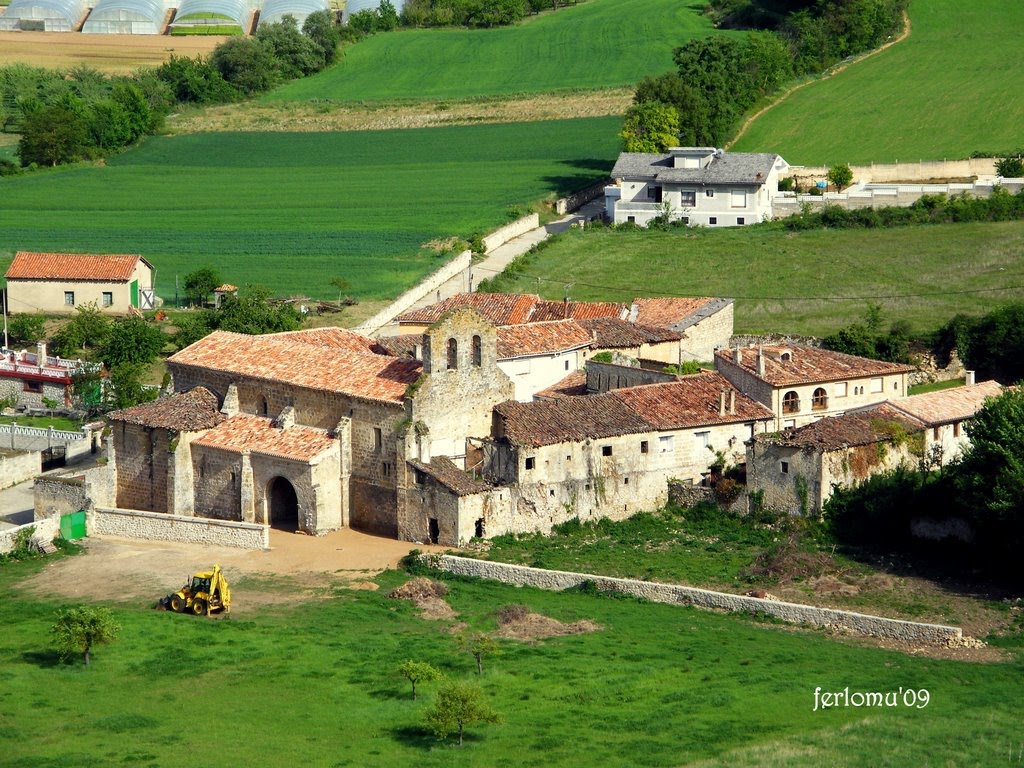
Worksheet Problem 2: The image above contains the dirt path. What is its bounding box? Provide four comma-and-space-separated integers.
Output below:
18, 531, 443, 615
726, 11, 912, 149
168, 88, 634, 134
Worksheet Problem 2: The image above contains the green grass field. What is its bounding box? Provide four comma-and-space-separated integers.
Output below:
0, 118, 620, 306
267, 0, 722, 103
2, 554, 1021, 767
479, 220, 1024, 336
731, 0, 1024, 164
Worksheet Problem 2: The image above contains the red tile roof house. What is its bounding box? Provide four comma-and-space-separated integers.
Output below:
5, 252, 155, 314
0, 342, 93, 409
715, 344, 914, 431
745, 379, 1002, 516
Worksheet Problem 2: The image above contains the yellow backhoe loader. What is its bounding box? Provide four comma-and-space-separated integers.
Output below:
161, 565, 231, 616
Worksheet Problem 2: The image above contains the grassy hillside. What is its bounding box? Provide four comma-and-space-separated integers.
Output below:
731, 0, 1024, 164
2, 557, 1020, 767
0, 117, 621, 306
478, 220, 1024, 336
267, 0, 723, 103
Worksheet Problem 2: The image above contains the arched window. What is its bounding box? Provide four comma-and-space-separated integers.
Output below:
447, 338, 458, 370
782, 390, 800, 414
811, 387, 828, 411
472, 335, 482, 367
256, 394, 268, 416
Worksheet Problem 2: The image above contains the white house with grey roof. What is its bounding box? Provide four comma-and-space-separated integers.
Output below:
605, 147, 789, 227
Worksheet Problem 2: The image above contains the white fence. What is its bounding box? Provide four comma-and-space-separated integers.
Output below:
0, 423, 85, 442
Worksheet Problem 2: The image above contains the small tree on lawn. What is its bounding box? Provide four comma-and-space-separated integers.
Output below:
52, 606, 120, 666
183, 267, 222, 308
329, 276, 351, 305
457, 632, 499, 675
827, 163, 853, 191
7, 313, 47, 344
424, 682, 500, 746
398, 659, 442, 700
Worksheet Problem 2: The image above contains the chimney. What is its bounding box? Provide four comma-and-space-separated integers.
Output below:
36, 341, 47, 366
729, 389, 736, 415
563, 296, 569, 318
757, 346, 766, 377
733, 346, 742, 365
966, 370, 976, 386
719, 389, 727, 417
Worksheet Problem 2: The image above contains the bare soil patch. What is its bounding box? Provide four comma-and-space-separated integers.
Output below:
0, 31, 224, 74
168, 88, 633, 134
389, 576, 458, 620
495, 611, 602, 642
17, 530, 440, 616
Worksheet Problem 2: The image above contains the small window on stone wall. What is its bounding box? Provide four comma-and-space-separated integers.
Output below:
475, 519, 484, 538
382, 462, 392, 477
374, 427, 382, 451
601, 445, 613, 456
525, 457, 535, 470
414, 468, 426, 485
640, 440, 649, 454
23, 380, 42, 393
781, 461, 789, 474
447, 337, 458, 370
472, 335, 482, 367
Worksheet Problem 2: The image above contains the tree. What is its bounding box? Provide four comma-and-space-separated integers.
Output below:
329, 276, 351, 304
302, 10, 342, 65
995, 155, 1024, 178
619, 101, 680, 153
457, 632, 499, 675
105, 362, 158, 411
257, 16, 326, 78
52, 606, 120, 666
827, 163, 853, 191
217, 287, 303, 335
154, 55, 240, 105
18, 103, 90, 167
7, 313, 47, 344
50, 303, 112, 357
183, 267, 222, 307
377, 0, 399, 30
100, 316, 167, 367
397, 659, 442, 700
424, 682, 500, 746
210, 38, 282, 95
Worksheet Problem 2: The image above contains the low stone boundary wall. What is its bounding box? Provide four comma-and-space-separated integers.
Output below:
34, 475, 90, 519
429, 555, 962, 644
354, 250, 472, 336
91, 507, 269, 550
788, 158, 999, 185
556, 180, 610, 215
482, 214, 539, 254
0, 449, 40, 489
0, 518, 60, 554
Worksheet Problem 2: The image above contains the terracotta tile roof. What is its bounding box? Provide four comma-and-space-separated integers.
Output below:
6, 251, 148, 282
374, 334, 424, 358
214, 284, 238, 293
496, 373, 771, 447
496, 320, 593, 359
716, 345, 914, 387
408, 456, 492, 496
528, 300, 627, 322
397, 293, 539, 325
169, 331, 422, 404
889, 380, 1002, 426
756, 403, 925, 451
579, 317, 682, 348
107, 387, 225, 431
611, 373, 773, 429
268, 327, 380, 356
534, 370, 588, 399
193, 414, 336, 461
631, 297, 729, 330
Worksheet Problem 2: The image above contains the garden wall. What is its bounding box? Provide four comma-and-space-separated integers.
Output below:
556, 180, 610, 215
90, 507, 269, 549
481, 214, 539, 253
0, 518, 60, 555
787, 158, 999, 185
0, 449, 40, 489
429, 555, 962, 644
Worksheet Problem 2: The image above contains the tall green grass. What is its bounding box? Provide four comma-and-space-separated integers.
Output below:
0, 118, 621, 305
0, 557, 1020, 767
731, 0, 1024, 164
267, 0, 726, 102
480, 220, 1024, 335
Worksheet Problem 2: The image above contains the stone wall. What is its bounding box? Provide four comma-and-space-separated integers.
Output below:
0, 517, 61, 554
681, 301, 734, 362
556, 180, 609, 215
91, 506, 269, 549
586, 361, 675, 393
786, 157, 998, 185
481, 214, 539, 253
0, 378, 68, 409
429, 555, 962, 644
113, 421, 170, 512
0, 449, 40, 489
34, 475, 89, 519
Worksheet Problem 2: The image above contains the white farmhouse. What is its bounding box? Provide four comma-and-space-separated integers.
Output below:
605, 147, 789, 227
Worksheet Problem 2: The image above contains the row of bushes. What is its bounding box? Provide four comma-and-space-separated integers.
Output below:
347, 0, 580, 36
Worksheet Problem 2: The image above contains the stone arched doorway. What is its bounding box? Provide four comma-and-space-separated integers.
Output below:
267, 476, 299, 531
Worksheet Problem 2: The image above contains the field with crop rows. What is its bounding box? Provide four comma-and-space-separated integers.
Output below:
0, 117, 621, 306
268, 0, 723, 103
478, 220, 1024, 336
731, 0, 1024, 165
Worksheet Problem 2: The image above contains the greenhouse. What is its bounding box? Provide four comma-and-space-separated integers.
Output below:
258, 0, 328, 28
82, 0, 171, 33
170, 0, 251, 32
0, 0, 87, 30
342, 0, 404, 21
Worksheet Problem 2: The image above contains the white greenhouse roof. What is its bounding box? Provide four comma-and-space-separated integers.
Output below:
0, 0, 86, 24
174, 0, 250, 25
86, 0, 168, 22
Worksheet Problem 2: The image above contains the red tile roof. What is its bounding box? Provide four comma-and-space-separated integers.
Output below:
889, 380, 1002, 426
529, 300, 627, 322
408, 456, 492, 496
755, 403, 925, 451
716, 345, 913, 387
268, 327, 380, 356
214, 284, 238, 293
107, 387, 225, 431
169, 331, 422, 404
579, 317, 682, 348
397, 293, 539, 326
496, 372, 771, 447
374, 334, 424, 358
631, 297, 725, 329
534, 370, 588, 399
5, 251, 149, 282
496, 320, 593, 359
193, 414, 336, 461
